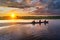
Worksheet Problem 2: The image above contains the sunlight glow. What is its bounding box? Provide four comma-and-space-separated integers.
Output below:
11, 13, 16, 18
7, 10, 18, 19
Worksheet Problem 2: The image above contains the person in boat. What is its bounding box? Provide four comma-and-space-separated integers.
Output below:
44, 20, 46, 22
32, 20, 35, 24
44, 20, 48, 23
39, 20, 41, 23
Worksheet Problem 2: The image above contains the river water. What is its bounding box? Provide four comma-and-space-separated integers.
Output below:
0, 19, 60, 40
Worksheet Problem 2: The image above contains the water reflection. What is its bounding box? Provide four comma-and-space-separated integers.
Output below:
0, 19, 60, 40
32, 22, 49, 26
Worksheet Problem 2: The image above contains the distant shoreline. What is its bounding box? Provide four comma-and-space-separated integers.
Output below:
0, 16, 60, 20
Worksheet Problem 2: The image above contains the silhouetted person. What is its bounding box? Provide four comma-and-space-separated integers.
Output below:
39, 20, 41, 23
44, 20, 48, 25
38, 20, 41, 25
44, 20, 48, 23
32, 20, 35, 25
44, 20, 46, 22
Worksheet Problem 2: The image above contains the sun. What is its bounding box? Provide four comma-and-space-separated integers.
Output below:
11, 13, 16, 18
9, 13, 17, 19
7, 10, 18, 19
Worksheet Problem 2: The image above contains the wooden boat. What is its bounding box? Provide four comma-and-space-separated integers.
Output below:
16, 21, 48, 24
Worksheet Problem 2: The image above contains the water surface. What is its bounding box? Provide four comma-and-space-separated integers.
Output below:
0, 19, 60, 40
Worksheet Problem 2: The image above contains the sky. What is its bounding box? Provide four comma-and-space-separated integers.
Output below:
16, 0, 22, 2
0, 0, 60, 15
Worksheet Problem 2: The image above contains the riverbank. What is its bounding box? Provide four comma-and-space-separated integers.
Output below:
0, 16, 60, 20
19, 16, 60, 19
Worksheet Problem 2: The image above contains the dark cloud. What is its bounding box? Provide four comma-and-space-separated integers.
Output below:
47, 0, 60, 15
0, 0, 60, 15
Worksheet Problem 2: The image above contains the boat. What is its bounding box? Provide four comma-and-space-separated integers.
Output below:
16, 20, 48, 24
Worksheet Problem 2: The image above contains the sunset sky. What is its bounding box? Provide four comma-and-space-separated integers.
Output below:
0, 0, 60, 16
